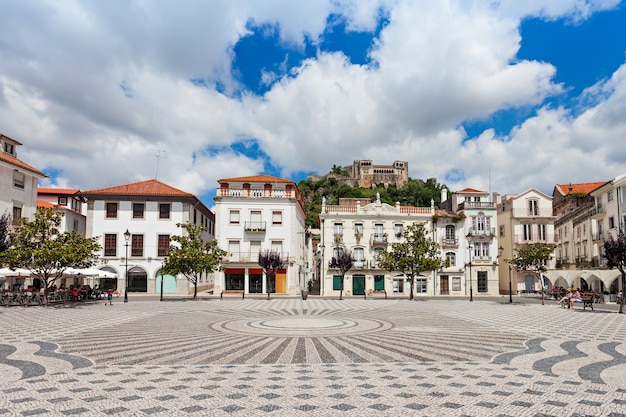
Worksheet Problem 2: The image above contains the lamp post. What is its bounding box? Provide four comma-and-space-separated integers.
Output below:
468, 242, 473, 302
160, 263, 164, 302
124, 229, 130, 303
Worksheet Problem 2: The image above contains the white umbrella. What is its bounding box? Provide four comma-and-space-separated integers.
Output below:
0, 267, 31, 277
65, 267, 117, 278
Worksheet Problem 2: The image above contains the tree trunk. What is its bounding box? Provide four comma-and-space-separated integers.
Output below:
409, 276, 414, 300
193, 279, 198, 300
340, 276, 344, 300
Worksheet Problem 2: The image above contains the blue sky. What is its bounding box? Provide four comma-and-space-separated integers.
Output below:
1, 1, 626, 208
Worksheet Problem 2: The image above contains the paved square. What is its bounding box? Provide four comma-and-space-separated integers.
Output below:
1, 298, 626, 416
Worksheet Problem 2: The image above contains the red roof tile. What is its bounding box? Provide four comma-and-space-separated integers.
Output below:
556, 182, 606, 195
36, 200, 57, 208
456, 187, 486, 193
38, 187, 80, 195
0, 151, 47, 177
80, 179, 194, 197
218, 174, 294, 184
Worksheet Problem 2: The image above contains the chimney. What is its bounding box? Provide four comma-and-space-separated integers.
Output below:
441, 187, 448, 203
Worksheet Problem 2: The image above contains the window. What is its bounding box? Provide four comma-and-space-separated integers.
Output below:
394, 224, 403, 237
131, 234, 144, 257
499, 225, 505, 237
72, 219, 78, 231
480, 242, 490, 258
333, 223, 343, 235
250, 241, 262, 261
415, 279, 427, 293
446, 252, 456, 266
13, 171, 25, 189
538, 224, 547, 241
354, 223, 364, 234
58, 197, 68, 206
158, 235, 170, 257
133, 203, 145, 219
271, 241, 283, 255
229, 210, 240, 224
159, 203, 171, 219
106, 202, 118, 218
71, 198, 81, 212
4, 142, 14, 154
528, 199, 539, 216
353, 247, 365, 268
476, 213, 485, 231
445, 225, 455, 240
11, 206, 22, 226
272, 211, 282, 225
608, 190, 614, 202
609, 216, 615, 229
452, 277, 461, 291
474, 196, 481, 202
228, 241, 240, 261
477, 271, 488, 292
523, 224, 533, 241
104, 234, 117, 256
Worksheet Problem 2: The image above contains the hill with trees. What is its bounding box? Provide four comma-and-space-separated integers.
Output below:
298, 173, 448, 228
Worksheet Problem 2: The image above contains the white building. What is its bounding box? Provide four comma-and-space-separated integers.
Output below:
213, 175, 308, 296
441, 188, 500, 297
497, 189, 556, 294
318, 195, 437, 297
80, 179, 216, 295
0, 134, 46, 224
37, 187, 87, 235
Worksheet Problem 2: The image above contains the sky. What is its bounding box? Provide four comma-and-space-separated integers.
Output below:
2, 0, 626, 208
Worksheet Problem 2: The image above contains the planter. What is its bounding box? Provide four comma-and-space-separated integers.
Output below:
301, 290, 309, 300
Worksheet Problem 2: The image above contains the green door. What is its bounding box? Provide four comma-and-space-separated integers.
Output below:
352, 275, 365, 296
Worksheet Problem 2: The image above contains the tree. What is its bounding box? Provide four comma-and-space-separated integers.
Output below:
0, 207, 101, 306
603, 228, 626, 314
328, 248, 354, 300
377, 223, 445, 300
162, 222, 226, 300
509, 242, 555, 306
0, 212, 11, 253
258, 250, 284, 300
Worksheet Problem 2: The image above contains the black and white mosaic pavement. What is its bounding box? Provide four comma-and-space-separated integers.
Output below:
1, 298, 626, 416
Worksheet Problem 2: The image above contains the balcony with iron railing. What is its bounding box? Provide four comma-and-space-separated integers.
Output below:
441, 237, 458, 247
224, 251, 291, 263
458, 201, 497, 211
467, 227, 496, 237
244, 221, 266, 233
370, 233, 388, 245
218, 188, 294, 199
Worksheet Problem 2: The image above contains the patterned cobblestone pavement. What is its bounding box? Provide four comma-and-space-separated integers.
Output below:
1, 297, 626, 416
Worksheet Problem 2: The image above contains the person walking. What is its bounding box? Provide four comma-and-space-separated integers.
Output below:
105, 288, 113, 305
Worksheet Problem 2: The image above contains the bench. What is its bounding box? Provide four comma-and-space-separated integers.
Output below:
220, 290, 245, 299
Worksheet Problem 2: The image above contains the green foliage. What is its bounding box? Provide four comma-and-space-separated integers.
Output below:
603, 228, 626, 314
377, 223, 445, 300
330, 164, 349, 176
0, 207, 101, 305
0, 212, 11, 253
298, 175, 446, 228
162, 222, 226, 299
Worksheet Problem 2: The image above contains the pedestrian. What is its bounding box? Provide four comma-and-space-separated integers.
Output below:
105, 288, 113, 305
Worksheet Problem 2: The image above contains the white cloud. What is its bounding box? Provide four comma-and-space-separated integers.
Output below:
1, 0, 625, 206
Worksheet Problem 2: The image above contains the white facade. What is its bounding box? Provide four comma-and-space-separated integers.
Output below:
213, 175, 307, 296
442, 188, 500, 297
318, 195, 438, 297
0, 134, 46, 223
37, 188, 87, 235
497, 189, 556, 294
81, 180, 215, 296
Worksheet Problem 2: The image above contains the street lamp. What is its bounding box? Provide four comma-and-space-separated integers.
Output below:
124, 229, 130, 303
499, 246, 512, 304
160, 263, 164, 302
467, 240, 473, 302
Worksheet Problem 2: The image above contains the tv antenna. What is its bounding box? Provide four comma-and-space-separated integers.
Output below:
154, 150, 167, 179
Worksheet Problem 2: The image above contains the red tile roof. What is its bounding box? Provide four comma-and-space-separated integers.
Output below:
80, 179, 194, 197
38, 187, 80, 195
36, 200, 58, 209
556, 182, 606, 195
0, 151, 47, 177
218, 174, 294, 184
